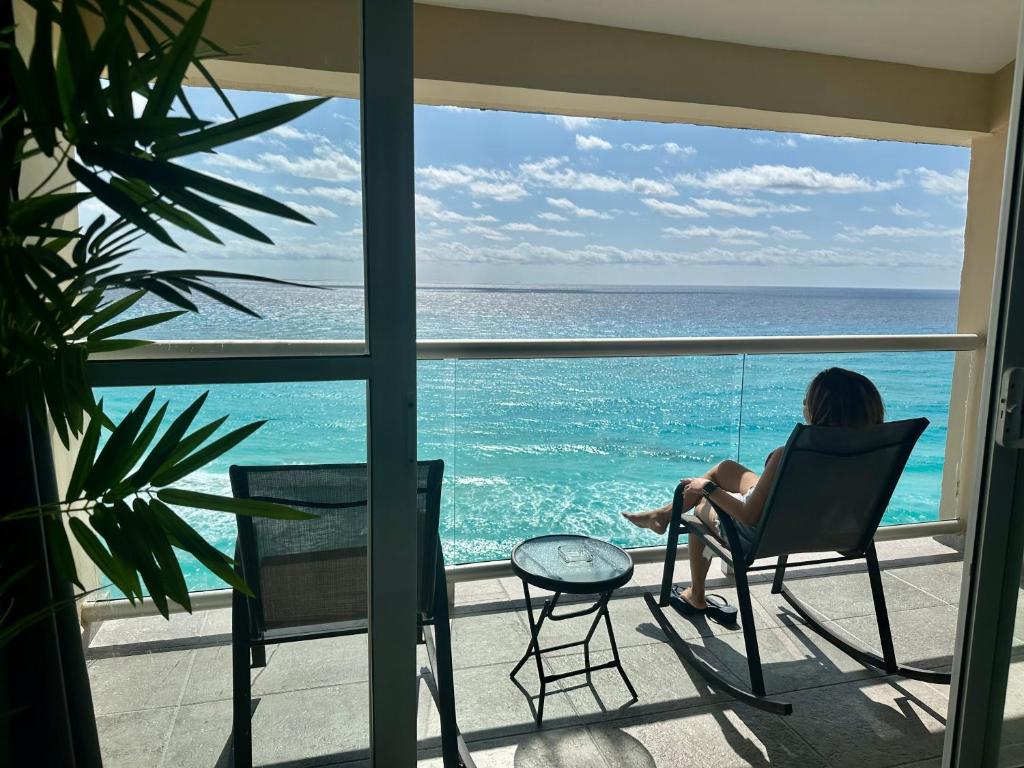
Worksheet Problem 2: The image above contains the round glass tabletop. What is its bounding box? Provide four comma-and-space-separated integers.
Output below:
510, 534, 634, 594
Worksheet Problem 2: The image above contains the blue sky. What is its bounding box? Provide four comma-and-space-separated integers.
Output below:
91, 87, 971, 289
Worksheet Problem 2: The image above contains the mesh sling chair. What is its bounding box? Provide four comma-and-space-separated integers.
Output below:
643, 418, 953, 715
228, 460, 474, 768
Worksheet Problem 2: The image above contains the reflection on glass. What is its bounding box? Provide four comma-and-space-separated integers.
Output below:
94, 350, 956, 591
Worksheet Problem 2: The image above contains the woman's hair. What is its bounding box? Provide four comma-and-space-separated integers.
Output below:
804, 368, 885, 428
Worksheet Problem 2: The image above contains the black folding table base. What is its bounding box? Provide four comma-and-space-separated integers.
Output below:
510, 581, 637, 725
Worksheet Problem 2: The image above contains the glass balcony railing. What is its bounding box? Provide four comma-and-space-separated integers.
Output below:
92, 344, 958, 597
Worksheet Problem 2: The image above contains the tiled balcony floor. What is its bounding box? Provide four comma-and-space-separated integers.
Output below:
85, 536, 1024, 767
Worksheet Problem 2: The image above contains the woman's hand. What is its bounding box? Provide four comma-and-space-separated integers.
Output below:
680, 477, 709, 510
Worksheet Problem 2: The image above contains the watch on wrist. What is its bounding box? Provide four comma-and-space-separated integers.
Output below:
702, 480, 718, 497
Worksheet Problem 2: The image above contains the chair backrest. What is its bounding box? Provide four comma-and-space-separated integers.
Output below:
746, 418, 927, 563
229, 460, 444, 634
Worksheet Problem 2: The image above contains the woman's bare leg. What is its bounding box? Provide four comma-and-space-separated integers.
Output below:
622, 501, 673, 534
680, 505, 714, 608
623, 459, 758, 534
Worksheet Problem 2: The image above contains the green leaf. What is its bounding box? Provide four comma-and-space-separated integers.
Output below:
67, 400, 104, 501
9, 193, 89, 233
76, 143, 312, 226
89, 310, 185, 341
182, 280, 259, 318
86, 338, 153, 354
73, 290, 146, 338
89, 504, 142, 599
110, 501, 168, 617
155, 184, 272, 244
156, 488, 316, 520
68, 160, 181, 250
129, 391, 209, 485
137, 415, 226, 486
80, 116, 208, 147
83, 389, 155, 497
108, 402, 168, 498
68, 516, 134, 597
110, 178, 222, 243
151, 420, 265, 486
148, 498, 251, 595
144, 0, 211, 119
10, 47, 56, 155
46, 518, 82, 589
153, 97, 329, 158
133, 498, 191, 610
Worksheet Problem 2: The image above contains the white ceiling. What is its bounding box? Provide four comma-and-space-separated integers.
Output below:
429, 0, 1021, 74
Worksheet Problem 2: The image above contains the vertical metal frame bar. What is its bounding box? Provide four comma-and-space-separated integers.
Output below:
946, 6, 1024, 763
361, 0, 418, 765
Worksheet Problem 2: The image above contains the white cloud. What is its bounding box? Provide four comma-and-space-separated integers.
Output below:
917, 167, 969, 205
502, 222, 584, 237
548, 115, 595, 131
537, 211, 568, 222
767, 226, 811, 240
469, 180, 528, 202
461, 224, 510, 241
417, 240, 957, 269
641, 198, 710, 218
890, 203, 929, 218
576, 134, 613, 151
521, 157, 676, 196
258, 144, 361, 182
275, 185, 361, 205
676, 164, 902, 195
286, 202, 337, 220
691, 197, 810, 217
416, 194, 497, 223
663, 142, 696, 156
662, 224, 809, 245
622, 142, 696, 156
418, 166, 475, 190
750, 136, 798, 148
839, 223, 963, 239
269, 125, 323, 142
546, 197, 614, 220
202, 153, 265, 173
798, 133, 866, 144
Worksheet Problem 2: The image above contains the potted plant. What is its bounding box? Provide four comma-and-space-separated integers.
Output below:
1, 1, 328, 764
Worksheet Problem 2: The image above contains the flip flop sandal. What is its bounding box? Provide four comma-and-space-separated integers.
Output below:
704, 593, 739, 626
671, 586, 740, 626
671, 584, 705, 615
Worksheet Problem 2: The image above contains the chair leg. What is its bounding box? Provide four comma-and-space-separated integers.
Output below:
231, 590, 252, 768
777, 552, 951, 685
659, 483, 688, 606
250, 644, 266, 669
865, 544, 899, 674
734, 565, 767, 697
426, 559, 475, 768
771, 555, 788, 594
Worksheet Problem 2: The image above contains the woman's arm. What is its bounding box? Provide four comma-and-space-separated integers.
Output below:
686, 449, 784, 527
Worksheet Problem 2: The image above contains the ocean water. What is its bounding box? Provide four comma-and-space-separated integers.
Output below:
96, 284, 960, 592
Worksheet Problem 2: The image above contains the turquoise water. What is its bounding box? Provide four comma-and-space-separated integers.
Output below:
96, 284, 959, 592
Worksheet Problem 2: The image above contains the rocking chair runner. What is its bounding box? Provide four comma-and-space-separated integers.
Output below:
644, 418, 952, 715
228, 460, 475, 767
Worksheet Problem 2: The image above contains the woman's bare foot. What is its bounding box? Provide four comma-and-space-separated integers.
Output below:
622, 509, 671, 535
679, 586, 707, 610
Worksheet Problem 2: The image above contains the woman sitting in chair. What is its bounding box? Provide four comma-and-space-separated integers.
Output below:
624, 367, 885, 613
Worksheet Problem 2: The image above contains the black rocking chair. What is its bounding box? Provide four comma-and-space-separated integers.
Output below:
644, 418, 952, 715
228, 460, 474, 767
